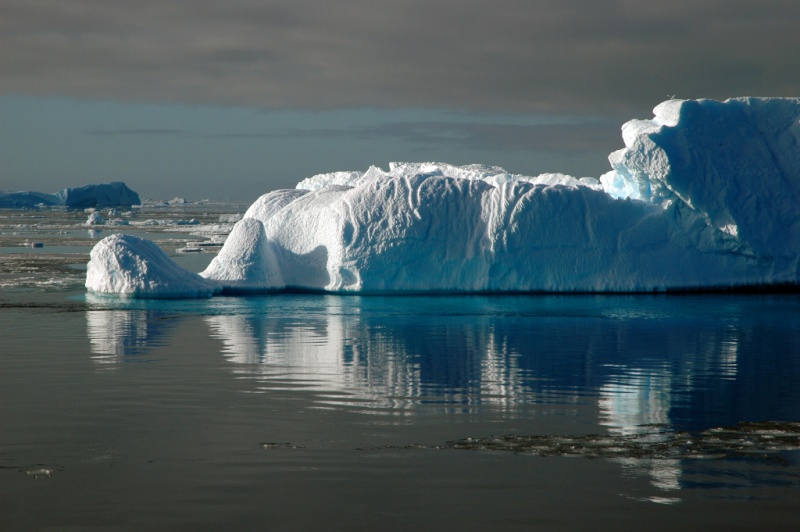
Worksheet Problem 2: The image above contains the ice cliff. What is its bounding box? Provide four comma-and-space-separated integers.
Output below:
85, 97, 800, 297
0, 182, 140, 208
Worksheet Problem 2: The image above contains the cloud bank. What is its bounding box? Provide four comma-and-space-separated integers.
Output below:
3, 0, 800, 114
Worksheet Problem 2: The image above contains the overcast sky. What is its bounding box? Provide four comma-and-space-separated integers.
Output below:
2, 0, 799, 199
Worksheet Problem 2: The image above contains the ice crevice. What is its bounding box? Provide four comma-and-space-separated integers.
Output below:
85, 97, 800, 297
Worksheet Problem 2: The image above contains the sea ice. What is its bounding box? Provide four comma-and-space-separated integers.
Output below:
85, 97, 800, 297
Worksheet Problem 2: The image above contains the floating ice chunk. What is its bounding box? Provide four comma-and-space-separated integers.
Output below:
85, 234, 220, 298
85, 211, 104, 225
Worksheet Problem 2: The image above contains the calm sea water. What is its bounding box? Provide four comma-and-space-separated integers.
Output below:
1, 206, 800, 530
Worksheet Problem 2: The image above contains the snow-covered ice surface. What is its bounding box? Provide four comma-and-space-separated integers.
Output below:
86, 98, 800, 297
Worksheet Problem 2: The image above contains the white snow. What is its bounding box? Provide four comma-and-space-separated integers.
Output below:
86, 97, 800, 297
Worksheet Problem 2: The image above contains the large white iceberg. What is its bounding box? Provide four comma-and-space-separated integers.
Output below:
85, 98, 800, 298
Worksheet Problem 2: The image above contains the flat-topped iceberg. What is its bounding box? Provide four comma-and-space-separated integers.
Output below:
1, 182, 140, 208
85, 97, 800, 298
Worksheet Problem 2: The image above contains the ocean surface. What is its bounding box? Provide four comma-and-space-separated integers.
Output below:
2, 204, 800, 530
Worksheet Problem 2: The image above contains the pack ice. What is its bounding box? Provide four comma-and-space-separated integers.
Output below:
86, 97, 800, 297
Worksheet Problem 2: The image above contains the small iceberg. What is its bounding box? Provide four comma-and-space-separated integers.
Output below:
86, 234, 220, 298
85, 211, 105, 226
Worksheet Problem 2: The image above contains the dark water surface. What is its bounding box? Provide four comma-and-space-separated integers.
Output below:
2, 206, 800, 530
2, 290, 800, 530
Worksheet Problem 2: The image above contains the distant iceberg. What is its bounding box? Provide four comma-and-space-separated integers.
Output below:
86, 98, 800, 297
0, 182, 140, 209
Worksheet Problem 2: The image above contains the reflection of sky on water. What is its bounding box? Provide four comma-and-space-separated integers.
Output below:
85, 294, 800, 492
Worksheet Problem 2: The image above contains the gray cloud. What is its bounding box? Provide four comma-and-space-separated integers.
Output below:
2, 0, 799, 115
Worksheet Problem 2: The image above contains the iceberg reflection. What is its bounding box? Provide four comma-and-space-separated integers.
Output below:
597, 322, 745, 496
599, 366, 673, 434
599, 366, 681, 497
205, 313, 424, 411
82, 293, 800, 496
204, 295, 753, 417
85, 296, 179, 367
87, 310, 153, 365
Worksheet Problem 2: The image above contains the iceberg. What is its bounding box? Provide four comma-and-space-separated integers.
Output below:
54, 182, 141, 208
0, 182, 140, 209
0, 190, 56, 208
86, 234, 220, 298
85, 97, 800, 298
85, 211, 105, 226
